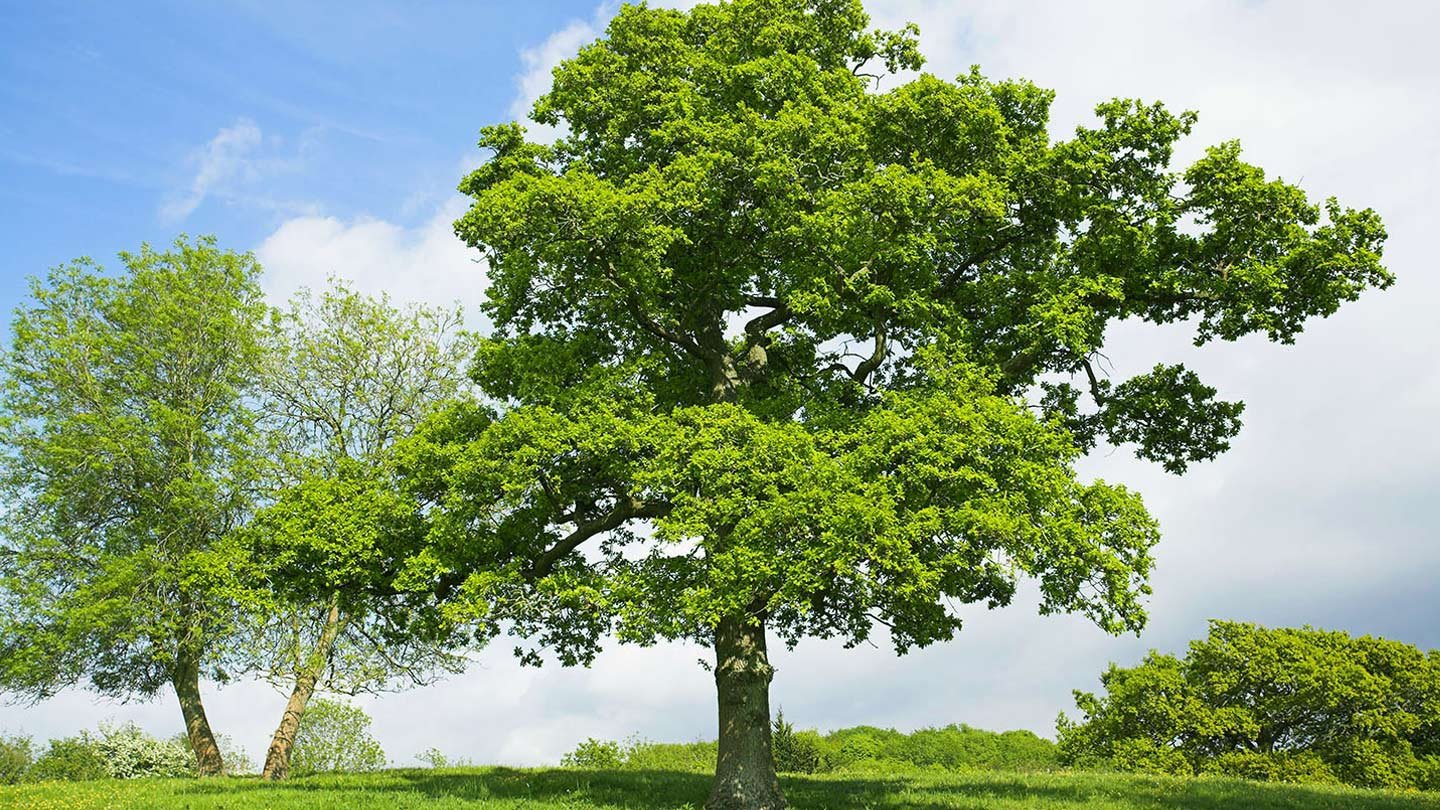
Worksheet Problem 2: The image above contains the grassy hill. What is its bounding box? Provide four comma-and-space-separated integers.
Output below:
4, 767, 1439, 809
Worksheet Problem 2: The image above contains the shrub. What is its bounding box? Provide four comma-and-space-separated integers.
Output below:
562, 721, 1058, 776
0, 734, 33, 785
1203, 751, 1338, 785
415, 747, 472, 768
772, 712, 821, 774
561, 737, 625, 769
92, 722, 193, 779
290, 699, 387, 774
29, 736, 108, 782
622, 740, 716, 772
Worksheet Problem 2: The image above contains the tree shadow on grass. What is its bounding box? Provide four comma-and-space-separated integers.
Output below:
174, 768, 1440, 810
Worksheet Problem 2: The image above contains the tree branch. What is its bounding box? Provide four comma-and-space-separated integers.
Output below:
528, 494, 671, 579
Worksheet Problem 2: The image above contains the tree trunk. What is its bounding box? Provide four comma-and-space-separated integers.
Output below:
706, 615, 785, 810
262, 599, 344, 780
174, 645, 225, 776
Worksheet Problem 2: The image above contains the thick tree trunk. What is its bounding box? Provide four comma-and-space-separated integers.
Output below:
706, 615, 785, 810
174, 646, 225, 776
262, 599, 344, 780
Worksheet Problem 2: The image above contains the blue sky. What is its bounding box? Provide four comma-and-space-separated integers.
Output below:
2, 0, 1439, 770
0, 0, 593, 298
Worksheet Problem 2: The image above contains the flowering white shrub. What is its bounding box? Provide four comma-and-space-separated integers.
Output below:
90, 722, 194, 779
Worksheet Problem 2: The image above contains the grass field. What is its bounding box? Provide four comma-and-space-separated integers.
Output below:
3, 767, 1439, 810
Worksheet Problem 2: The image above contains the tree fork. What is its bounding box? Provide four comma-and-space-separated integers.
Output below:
706, 614, 785, 810
262, 598, 344, 780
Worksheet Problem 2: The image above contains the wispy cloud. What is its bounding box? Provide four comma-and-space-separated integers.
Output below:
158, 118, 317, 223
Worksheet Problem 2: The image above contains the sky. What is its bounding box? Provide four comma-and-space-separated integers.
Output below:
1, 0, 1437, 769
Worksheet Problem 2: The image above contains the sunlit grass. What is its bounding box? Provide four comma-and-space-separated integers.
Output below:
3, 766, 1438, 809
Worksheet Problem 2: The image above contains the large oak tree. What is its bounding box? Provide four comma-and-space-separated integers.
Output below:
417, 1, 1390, 807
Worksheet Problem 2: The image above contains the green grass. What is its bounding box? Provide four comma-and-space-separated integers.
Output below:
3, 767, 1438, 809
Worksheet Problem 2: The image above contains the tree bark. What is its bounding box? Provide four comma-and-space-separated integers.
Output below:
262, 599, 344, 780
706, 615, 785, 810
174, 644, 225, 776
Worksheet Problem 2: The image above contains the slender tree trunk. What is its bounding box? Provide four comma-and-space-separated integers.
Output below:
262, 599, 344, 780
174, 644, 225, 776
706, 615, 785, 810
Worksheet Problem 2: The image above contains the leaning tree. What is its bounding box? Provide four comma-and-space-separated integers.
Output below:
248, 283, 477, 779
421, 1, 1390, 807
0, 237, 272, 775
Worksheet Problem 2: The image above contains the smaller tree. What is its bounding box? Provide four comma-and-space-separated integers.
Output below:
0, 236, 271, 775
249, 282, 477, 780
289, 699, 387, 775
769, 712, 820, 774
0, 734, 32, 785
1058, 621, 1440, 790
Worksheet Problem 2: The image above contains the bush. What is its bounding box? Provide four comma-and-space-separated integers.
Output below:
28, 723, 196, 782
1203, 751, 1338, 785
290, 699, 387, 774
415, 747, 472, 768
772, 712, 821, 774
561, 737, 625, 769
29, 736, 109, 782
0, 734, 33, 785
92, 722, 193, 779
621, 740, 717, 772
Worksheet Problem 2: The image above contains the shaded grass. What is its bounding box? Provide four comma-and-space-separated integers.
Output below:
3, 766, 1439, 809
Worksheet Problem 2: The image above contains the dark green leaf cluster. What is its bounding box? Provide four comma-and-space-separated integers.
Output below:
1057, 621, 1440, 791
403, 351, 1158, 657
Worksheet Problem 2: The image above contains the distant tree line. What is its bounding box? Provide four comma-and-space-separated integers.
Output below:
561, 717, 1059, 775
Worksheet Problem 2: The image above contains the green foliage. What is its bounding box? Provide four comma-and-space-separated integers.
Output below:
290, 699, 387, 775
562, 723, 1057, 775
28, 736, 108, 782
247, 283, 478, 697
0, 734, 32, 785
811, 724, 1058, 773
1058, 621, 1440, 791
413, 0, 1391, 703
1202, 751, 1339, 786
622, 740, 721, 773
561, 735, 720, 773
772, 712, 822, 774
89, 722, 195, 779
0, 236, 270, 698
0, 236, 273, 773
415, 747, 473, 768
24, 723, 201, 782
562, 738, 627, 769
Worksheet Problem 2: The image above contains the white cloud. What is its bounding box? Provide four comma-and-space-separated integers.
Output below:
159, 118, 313, 223
254, 197, 487, 312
